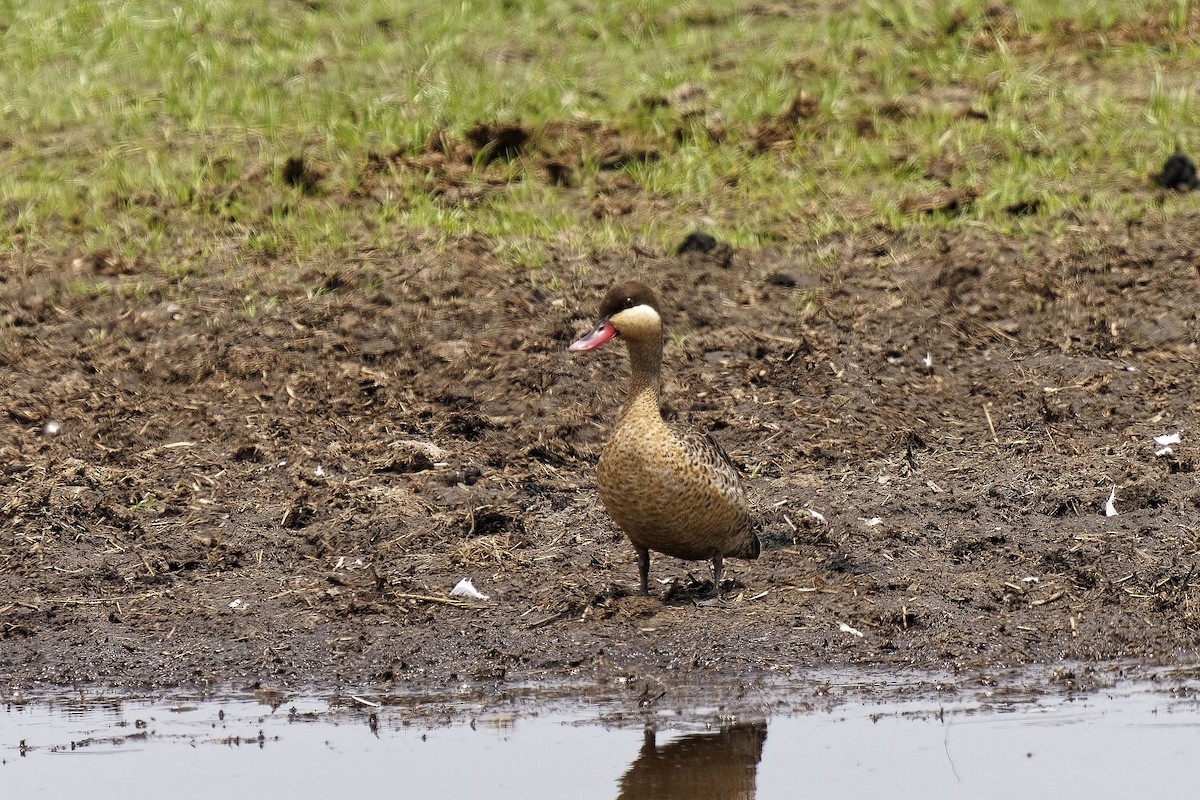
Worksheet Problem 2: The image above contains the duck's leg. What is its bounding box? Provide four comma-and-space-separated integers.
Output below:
711, 552, 724, 598
636, 546, 650, 595
694, 553, 727, 607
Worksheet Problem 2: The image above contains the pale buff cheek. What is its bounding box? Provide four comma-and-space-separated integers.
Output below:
609, 304, 661, 339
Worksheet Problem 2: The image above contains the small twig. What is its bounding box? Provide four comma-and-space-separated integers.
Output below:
4, 600, 42, 611
51, 595, 154, 606
982, 403, 998, 442
1031, 590, 1066, 607
392, 593, 466, 607
742, 327, 802, 346
1042, 383, 1089, 394
525, 609, 571, 629
348, 694, 382, 708
141, 441, 196, 456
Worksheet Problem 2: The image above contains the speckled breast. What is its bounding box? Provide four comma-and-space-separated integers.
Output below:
596, 424, 754, 561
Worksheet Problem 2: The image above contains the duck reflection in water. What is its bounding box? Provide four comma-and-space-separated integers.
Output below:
616, 722, 768, 800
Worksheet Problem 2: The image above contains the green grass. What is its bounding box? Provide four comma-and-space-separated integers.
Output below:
2, 0, 1199, 274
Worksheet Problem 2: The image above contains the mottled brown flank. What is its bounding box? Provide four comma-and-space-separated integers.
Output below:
597, 280, 661, 320
598, 394, 757, 563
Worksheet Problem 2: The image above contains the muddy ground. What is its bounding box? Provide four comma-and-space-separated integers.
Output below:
4, 205, 1200, 703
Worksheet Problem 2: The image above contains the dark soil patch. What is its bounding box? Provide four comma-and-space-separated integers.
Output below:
900, 186, 978, 215
676, 231, 719, 255
280, 155, 325, 194
358, 118, 663, 210
4, 213, 1200, 694
465, 122, 531, 164
750, 90, 820, 152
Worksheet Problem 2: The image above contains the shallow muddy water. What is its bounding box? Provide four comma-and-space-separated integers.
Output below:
4, 671, 1200, 798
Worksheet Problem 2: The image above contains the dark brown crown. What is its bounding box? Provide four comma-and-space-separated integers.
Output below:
597, 281, 660, 319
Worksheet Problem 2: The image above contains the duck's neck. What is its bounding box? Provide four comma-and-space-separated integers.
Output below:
619, 336, 663, 420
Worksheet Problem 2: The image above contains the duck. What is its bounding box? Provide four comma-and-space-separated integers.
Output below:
570, 281, 759, 597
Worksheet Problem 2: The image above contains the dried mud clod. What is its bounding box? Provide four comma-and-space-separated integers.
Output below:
675, 231, 733, 269
464, 122, 530, 164
72, 249, 134, 276
880, 607, 922, 632
461, 505, 526, 538
232, 443, 264, 462
544, 159, 573, 187
899, 187, 978, 215
1152, 150, 1200, 191
676, 231, 718, 255
643, 82, 710, 114
446, 465, 483, 486
280, 155, 324, 193
281, 495, 316, 529
896, 429, 929, 473
377, 441, 447, 474
539, 119, 660, 171
750, 89, 820, 151
451, 506, 532, 567
640, 82, 726, 144
1006, 197, 1042, 216
366, 118, 661, 202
